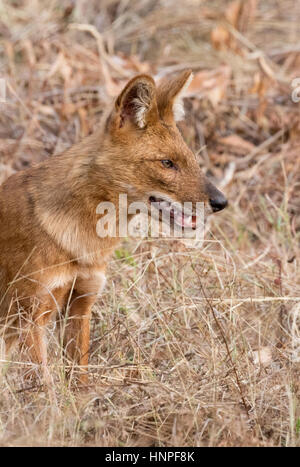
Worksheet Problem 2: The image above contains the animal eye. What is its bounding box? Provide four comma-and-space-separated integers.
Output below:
161, 159, 175, 169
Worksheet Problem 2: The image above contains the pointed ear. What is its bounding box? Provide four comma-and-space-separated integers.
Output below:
156, 69, 193, 124
113, 75, 158, 130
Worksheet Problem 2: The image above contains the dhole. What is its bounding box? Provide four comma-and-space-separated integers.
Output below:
0, 70, 227, 385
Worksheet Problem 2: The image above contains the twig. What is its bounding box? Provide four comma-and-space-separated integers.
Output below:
191, 265, 251, 418
236, 129, 285, 168
191, 296, 300, 304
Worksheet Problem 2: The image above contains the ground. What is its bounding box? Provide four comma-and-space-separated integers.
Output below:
0, 0, 299, 447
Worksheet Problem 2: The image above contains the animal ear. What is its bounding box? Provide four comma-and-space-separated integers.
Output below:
156, 69, 193, 124
113, 75, 158, 130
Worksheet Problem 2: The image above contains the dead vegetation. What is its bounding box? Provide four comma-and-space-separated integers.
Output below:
0, 0, 299, 447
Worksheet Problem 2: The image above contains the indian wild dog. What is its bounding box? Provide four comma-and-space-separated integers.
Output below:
0, 70, 227, 384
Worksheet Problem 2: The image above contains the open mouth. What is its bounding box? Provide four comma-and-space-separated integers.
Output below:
149, 196, 197, 230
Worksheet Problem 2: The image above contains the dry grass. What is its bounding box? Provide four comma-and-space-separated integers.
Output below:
0, 0, 300, 447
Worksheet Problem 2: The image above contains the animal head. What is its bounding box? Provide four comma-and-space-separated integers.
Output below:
103, 70, 227, 229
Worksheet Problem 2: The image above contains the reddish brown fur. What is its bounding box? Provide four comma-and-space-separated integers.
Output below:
0, 70, 226, 384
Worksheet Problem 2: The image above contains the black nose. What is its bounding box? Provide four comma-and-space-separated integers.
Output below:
205, 179, 228, 212
209, 194, 228, 212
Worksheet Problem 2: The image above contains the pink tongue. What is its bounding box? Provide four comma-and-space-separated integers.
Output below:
174, 213, 196, 228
